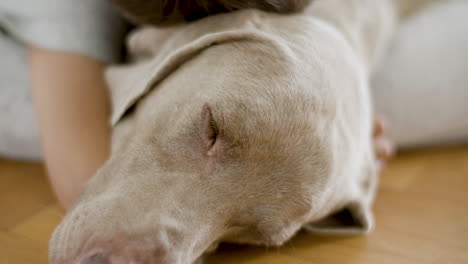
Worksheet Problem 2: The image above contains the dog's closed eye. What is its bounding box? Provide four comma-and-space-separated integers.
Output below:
202, 104, 220, 157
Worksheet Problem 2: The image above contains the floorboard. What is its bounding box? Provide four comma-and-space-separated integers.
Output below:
1, 145, 467, 263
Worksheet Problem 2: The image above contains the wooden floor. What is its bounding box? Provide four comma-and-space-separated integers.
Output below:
1, 145, 467, 264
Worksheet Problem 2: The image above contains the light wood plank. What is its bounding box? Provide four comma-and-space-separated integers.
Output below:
0, 231, 48, 264
0, 159, 54, 230
11, 203, 64, 248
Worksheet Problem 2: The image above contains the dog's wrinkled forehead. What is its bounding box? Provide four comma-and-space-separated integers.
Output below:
105, 10, 276, 125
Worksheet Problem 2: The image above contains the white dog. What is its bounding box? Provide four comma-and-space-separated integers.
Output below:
44, 0, 467, 263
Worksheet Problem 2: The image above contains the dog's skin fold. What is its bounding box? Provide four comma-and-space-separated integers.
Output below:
50, 0, 442, 263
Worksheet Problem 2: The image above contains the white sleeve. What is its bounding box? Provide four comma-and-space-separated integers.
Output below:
0, 0, 127, 63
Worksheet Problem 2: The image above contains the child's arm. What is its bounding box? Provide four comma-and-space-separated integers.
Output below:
29, 46, 112, 209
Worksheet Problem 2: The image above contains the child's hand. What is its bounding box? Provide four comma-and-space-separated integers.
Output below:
373, 116, 395, 170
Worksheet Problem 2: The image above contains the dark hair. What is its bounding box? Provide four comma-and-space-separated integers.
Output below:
108, 0, 311, 25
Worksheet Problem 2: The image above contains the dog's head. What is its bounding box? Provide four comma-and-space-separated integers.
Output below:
50, 10, 377, 264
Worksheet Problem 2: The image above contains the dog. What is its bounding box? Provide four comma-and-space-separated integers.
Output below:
49, 0, 442, 263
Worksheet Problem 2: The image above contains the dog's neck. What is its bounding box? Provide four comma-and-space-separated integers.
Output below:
307, 0, 398, 73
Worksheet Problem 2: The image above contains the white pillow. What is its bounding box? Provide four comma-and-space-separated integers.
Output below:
372, 0, 468, 148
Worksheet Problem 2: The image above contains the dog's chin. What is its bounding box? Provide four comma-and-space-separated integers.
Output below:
218, 220, 304, 249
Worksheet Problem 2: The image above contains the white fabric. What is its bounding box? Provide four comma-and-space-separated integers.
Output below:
0, 0, 126, 63
0, 33, 41, 160
372, 0, 468, 148
0, 0, 126, 160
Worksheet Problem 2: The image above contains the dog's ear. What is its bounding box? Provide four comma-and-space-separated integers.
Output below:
304, 201, 374, 234
108, 0, 312, 25
305, 153, 378, 235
